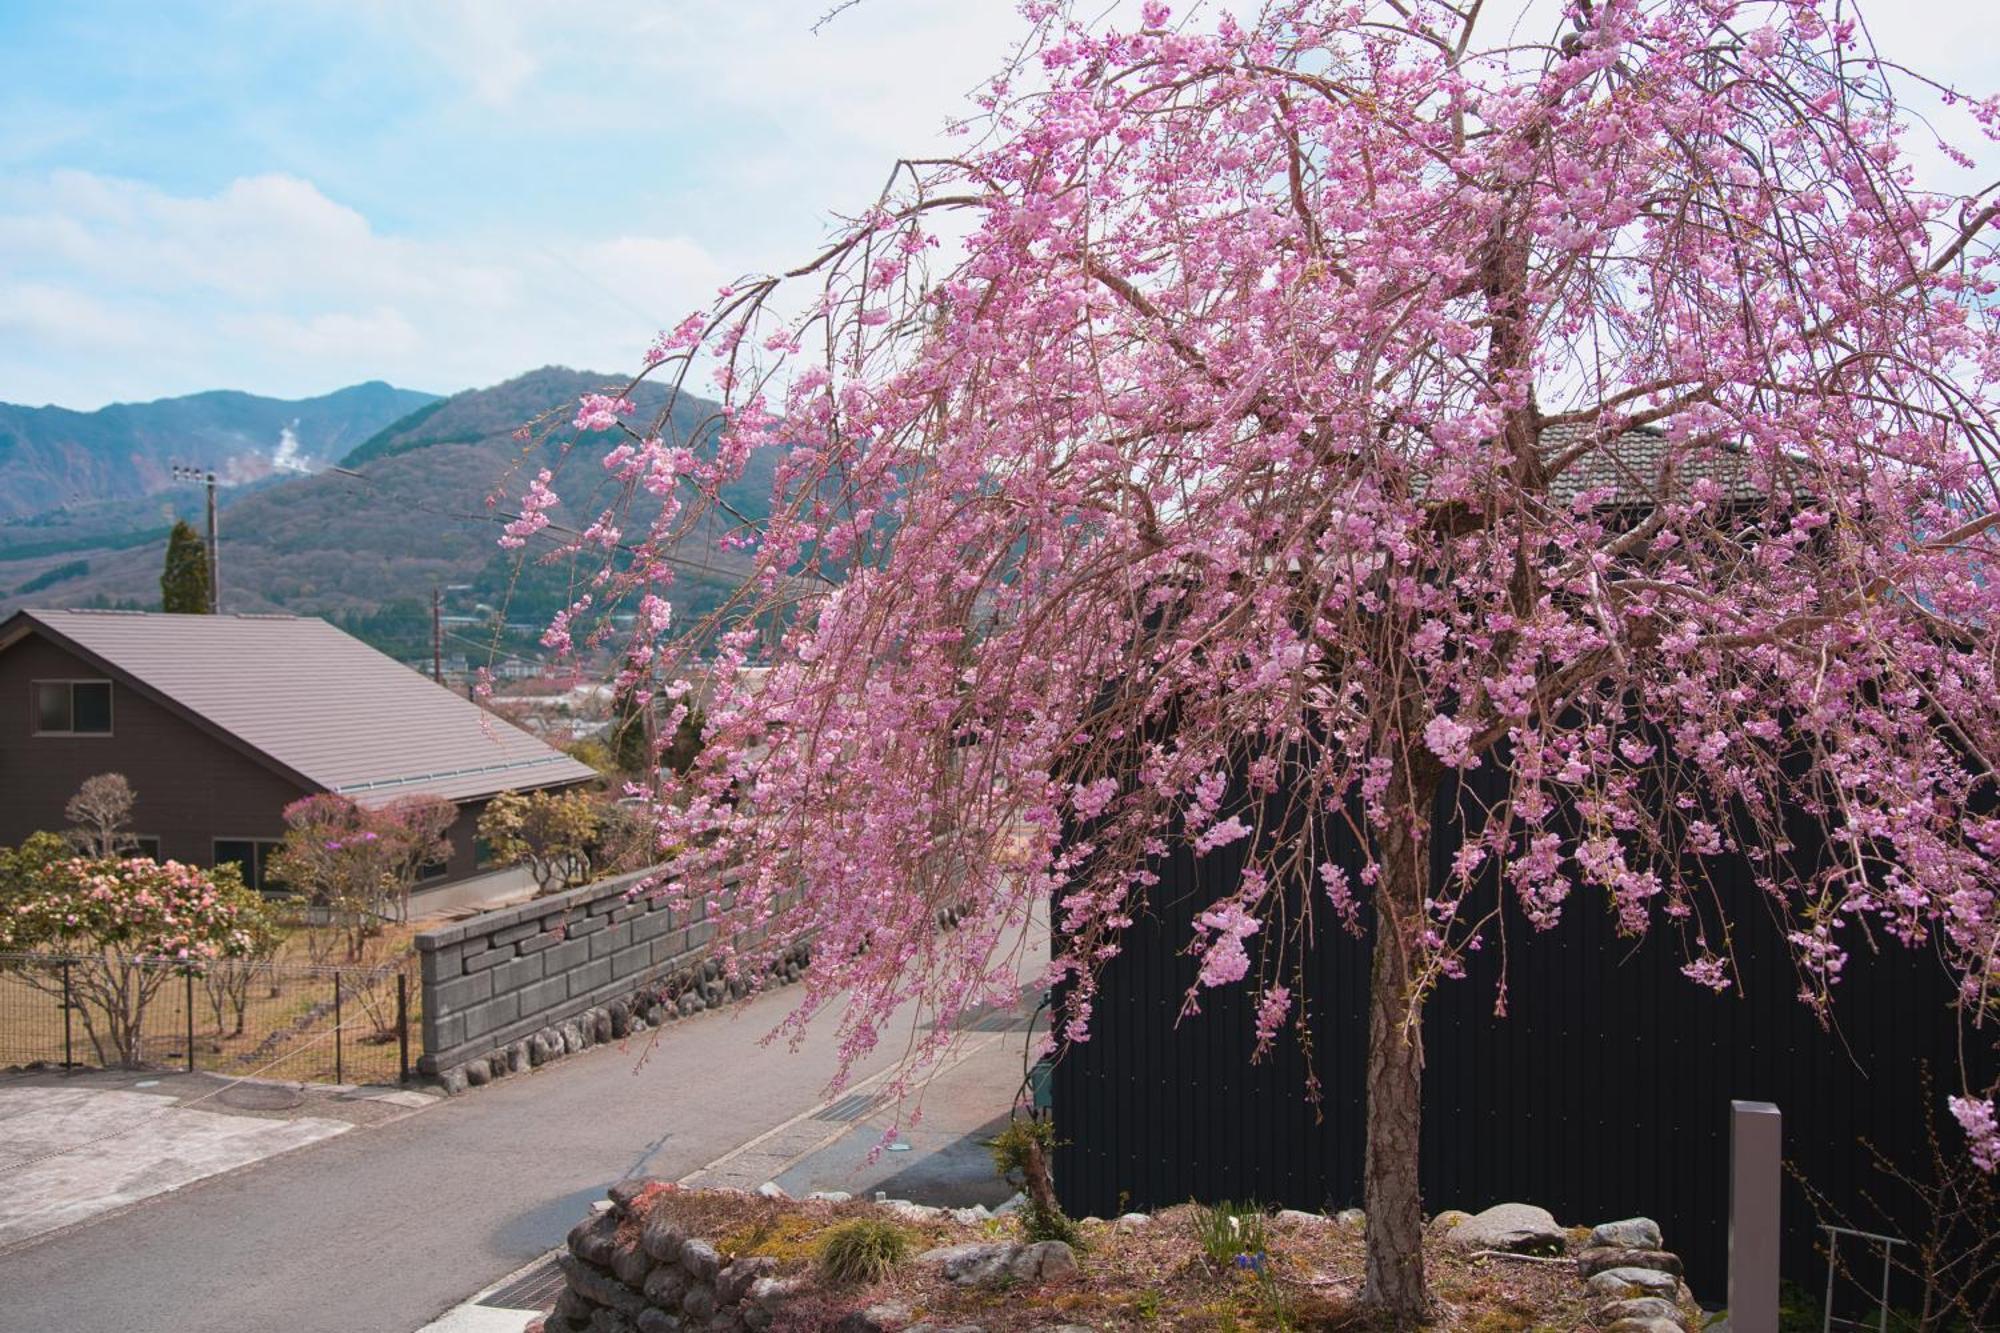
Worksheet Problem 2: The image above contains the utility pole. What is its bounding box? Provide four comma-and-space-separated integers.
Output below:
172, 465, 220, 612
432, 585, 444, 684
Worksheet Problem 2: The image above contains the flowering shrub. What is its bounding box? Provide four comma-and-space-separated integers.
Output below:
476, 789, 606, 896
1, 855, 264, 961
0, 854, 269, 1067
271, 793, 455, 962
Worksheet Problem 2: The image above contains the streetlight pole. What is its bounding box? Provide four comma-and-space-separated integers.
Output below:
172, 465, 220, 613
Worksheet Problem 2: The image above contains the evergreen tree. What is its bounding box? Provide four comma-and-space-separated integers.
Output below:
609, 687, 651, 776
160, 520, 210, 614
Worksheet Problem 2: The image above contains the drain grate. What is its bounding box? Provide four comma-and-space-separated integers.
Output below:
479, 1254, 567, 1311
812, 1091, 886, 1123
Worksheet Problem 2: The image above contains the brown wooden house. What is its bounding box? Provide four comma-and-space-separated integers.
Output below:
0, 608, 596, 890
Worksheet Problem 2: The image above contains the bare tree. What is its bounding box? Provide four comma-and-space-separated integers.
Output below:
63, 773, 138, 860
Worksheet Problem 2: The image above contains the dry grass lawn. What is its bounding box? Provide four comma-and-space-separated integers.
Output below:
0, 922, 421, 1086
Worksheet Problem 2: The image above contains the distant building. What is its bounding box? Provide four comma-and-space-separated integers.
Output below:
0, 609, 597, 890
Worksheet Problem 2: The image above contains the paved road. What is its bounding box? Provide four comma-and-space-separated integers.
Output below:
0, 960, 1041, 1333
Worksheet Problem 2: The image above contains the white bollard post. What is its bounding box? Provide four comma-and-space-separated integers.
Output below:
1729, 1099, 1782, 1333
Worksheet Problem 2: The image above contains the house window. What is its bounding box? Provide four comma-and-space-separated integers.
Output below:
417, 854, 450, 882
131, 837, 162, 861
213, 839, 284, 893
33, 680, 112, 735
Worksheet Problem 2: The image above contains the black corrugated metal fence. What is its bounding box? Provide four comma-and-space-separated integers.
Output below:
1049, 812, 1989, 1305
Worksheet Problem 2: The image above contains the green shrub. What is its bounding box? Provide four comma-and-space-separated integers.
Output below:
1191, 1199, 1272, 1269
988, 1117, 1083, 1248
816, 1218, 910, 1284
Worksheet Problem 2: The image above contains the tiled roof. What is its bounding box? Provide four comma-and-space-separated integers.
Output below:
1540, 424, 1765, 507
4, 609, 597, 805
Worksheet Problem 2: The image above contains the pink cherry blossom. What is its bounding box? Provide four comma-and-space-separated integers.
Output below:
546, 0, 2000, 1315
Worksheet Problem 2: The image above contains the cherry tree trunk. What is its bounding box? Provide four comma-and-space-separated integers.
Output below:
1361, 797, 1434, 1322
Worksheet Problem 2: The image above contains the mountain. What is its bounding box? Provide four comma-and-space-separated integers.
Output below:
0, 369, 780, 661
0, 381, 438, 523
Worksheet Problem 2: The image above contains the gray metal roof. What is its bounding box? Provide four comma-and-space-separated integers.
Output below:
6, 609, 597, 805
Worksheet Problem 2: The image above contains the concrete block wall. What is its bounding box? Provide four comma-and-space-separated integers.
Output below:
415, 867, 718, 1075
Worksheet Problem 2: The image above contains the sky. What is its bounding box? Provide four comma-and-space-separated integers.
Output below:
0, 0, 1995, 411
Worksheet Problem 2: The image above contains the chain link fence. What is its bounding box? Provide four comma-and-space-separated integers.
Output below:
0, 951, 413, 1085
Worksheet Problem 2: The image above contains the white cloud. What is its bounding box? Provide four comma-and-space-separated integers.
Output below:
0, 171, 730, 405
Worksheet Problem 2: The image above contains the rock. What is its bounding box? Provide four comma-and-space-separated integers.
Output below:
1276, 1209, 1327, 1227
1008, 1240, 1078, 1283
643, 1266, 690, 1307
640, 1216, 686, 1263
552, 1290, 596, 1326
490, 1050, 512, 1080
646, 1004, 667, 1025
570, 1210, 621, 1266
947, 1206, 990, 1224
1336, 1207, 1367, 1232
1113, 1212, 1151, 1232
834, 1302, 912, 1333
992, 1192, 1027, 1216
589, 1310, 640, 1333
678, 992, 704, 1016
1591, 1217, 1666, 1251
883, 1201, 944, 1222
1597, 1297, 1684, 1323
917, 1242, 1018, 1286
609, 1236, 656, 1288
755, 1181, 789, 1200
1606, 1321, 1685, 1333
1445, 1202, 1567, 1253
608, 1177, 665, 1215
561, 1021, 588, 1054
1586, 1267, 1681, 1300
679, 1238, 722, 1283
465, 1059, 491, 1088
807, 1191, 853, 1204
716, 1256, 776, 1305
636, 1312, 683, 1333
437, 1065, 469, 1095
1429, 1209, 1471, 1233
743, 1276, 800, 1310
680, 1280, 718, 1320
1579, 1247, 1683, 1278
557, 1253, 649, 1316
508, 1041, 531, 1074
740, 1311, 770, 1333
592, 1009, 614, 1043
